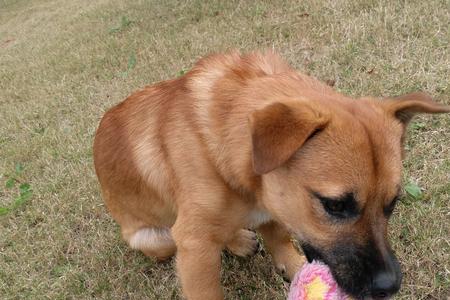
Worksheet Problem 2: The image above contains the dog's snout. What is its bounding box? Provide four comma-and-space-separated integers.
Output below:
371, 270, 400, 299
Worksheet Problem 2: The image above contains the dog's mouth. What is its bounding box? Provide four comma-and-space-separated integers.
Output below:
299, 242, 368, 300
299, 241, 398, 300
299, 242, 323, 263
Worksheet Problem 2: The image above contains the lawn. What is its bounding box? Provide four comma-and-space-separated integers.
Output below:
0, 0, 449, 299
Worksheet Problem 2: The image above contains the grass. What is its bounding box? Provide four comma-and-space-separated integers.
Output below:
0, 0, 449, 299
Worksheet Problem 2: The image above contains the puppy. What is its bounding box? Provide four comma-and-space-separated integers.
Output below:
93, 50, 449, 299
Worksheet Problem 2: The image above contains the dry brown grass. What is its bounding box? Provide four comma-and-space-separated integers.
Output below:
0, 0, 449, 299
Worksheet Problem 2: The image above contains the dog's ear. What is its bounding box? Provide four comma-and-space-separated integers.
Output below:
383, 92, 450, 125
249, 101, 329, 175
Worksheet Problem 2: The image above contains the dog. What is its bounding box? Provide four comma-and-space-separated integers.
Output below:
93, 50, 449, 299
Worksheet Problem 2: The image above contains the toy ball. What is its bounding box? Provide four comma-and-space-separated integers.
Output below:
288, 261, 353, 300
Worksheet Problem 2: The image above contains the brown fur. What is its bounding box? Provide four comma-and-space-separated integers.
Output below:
93, 50, 449, 299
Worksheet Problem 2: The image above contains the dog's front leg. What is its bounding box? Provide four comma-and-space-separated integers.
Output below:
172, 213, 224, 300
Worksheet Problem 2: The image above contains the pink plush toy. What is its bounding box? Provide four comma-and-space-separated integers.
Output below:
288, 261, 353, 300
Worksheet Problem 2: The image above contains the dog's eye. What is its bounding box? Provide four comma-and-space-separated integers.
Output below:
313, 192, 358, 219
322, 199, 346, 217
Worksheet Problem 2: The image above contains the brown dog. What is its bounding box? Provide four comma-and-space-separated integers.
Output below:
93, 50, 449, 299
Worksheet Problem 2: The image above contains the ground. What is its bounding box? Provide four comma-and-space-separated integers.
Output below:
0, 0, 449, 299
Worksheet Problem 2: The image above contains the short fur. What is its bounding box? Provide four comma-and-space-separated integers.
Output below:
93, 50, 449, 299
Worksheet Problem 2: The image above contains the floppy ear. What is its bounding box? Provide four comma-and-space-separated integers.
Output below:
383, 92, 450, 125
249, 101, 329, 175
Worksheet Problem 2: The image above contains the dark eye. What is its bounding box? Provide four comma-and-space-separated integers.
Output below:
314, 192, 359, 220
323, 200, 345, 214
321, 198, 348, 218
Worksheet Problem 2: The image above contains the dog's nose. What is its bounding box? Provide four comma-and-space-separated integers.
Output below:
370, 270, 400, 299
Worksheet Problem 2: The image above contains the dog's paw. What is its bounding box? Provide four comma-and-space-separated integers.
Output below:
226, 229, 259, 257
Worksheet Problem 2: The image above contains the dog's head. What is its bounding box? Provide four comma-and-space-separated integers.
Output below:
249, 92, 449, 299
